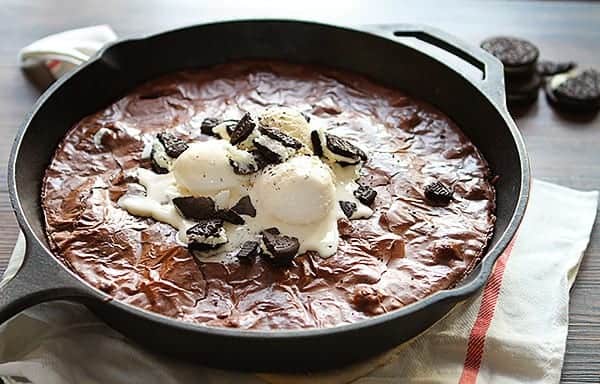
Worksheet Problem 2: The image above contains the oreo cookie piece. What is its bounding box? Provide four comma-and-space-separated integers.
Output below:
253, 128, 302, 163
173, 196, 217, 220
311, 130, 323, 156
231, 196, 256, 217
339, 201, 357, 219
323, 132, 367, 164
481, 36, 539, 76
424, 181, 453, 206
546, 69, 600, 112
235, 241, 261, 262
536, 60, 576, 77
186, 219, 227, 251
151, 132, 188, 173
228, 148, 260, 175
156, 132, 188, 158
229, 112, 257, 145
217, 209, 245, 225
354, 185, 377, 206
261, 228, 300, 266
258, 127, 303, 149
301, 112, 311, 123
200, 117, 222, 136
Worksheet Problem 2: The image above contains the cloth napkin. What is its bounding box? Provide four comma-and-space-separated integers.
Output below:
0, 179, 597, 384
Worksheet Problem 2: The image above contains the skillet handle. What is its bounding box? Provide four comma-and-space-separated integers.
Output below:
0, 232, 91, 324
383, 24, 506, 109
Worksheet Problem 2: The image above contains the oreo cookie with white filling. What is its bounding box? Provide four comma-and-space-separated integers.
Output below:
187, 219, 227, 251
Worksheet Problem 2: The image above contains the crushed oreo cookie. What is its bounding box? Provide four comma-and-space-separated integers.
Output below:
229, 112, 256, 145
339, 201, 357, 219
200, 117, 222, 136
235, 241, 261, 262
301, 112, 311, 123
156, 132, 188, 158
217, 209, 245, 225
261, 228, 300, 266
311, 130, 323, 156
173, 196, 217, 220
354, 185, 377, 206
231, 196, 256, 217
324, 133, 367, 164
424, 181, 453, 206
186, 219, 227, 251
258, 127, 303, 150
151, 132, 188, 174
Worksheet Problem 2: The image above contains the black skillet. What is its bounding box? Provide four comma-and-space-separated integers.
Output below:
2, 20, 529, 371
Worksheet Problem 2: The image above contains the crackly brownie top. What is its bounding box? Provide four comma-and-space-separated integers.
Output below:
42, 60, 495, 330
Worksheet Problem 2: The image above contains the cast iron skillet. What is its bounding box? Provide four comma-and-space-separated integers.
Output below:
2, 20, 529, 371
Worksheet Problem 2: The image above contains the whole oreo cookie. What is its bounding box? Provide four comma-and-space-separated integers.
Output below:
545, 69, 600, 112
506, 73, 542, 107
481, 36, 539, 76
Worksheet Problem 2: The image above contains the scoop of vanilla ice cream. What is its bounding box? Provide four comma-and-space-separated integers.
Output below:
255, 156, 336, 225
259, 107, 312, 148
172, 140, 241, 195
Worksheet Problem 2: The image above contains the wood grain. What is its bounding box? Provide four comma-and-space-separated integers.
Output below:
1, 1, 598, 382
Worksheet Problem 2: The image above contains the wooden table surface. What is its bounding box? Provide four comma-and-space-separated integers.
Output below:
1, 1, 599, 382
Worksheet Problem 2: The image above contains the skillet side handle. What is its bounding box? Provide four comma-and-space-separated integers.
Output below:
384, 24, 507, 109
0, 233, 91, 324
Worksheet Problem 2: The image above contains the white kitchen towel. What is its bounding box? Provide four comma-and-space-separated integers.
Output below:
0, 179, 597, 384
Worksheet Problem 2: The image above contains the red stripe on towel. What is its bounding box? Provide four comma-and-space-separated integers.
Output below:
458, 238, 517, 384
